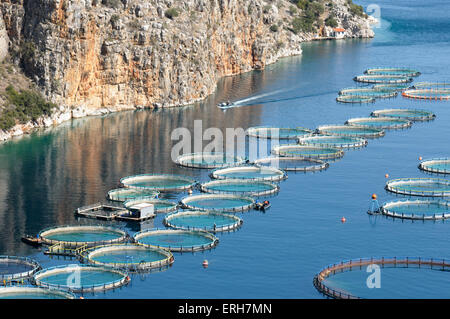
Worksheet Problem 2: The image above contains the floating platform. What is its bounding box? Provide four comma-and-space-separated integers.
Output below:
371, 108, 436, 122
298, 135, 368, 149
0, 287, 76, 299
317, 125, 385, 139
253, 156, 329, 172
0, 256, 41, 284
210, 165, 287, 182
33, 264, 130, 293
75, 203, 128, 220
120, 174, 197, 192
175, 152, 247, 169
419, 158, 450, 174
385, 178, 450, 197
380, 199, 450, 220
164, 211, 243, 233
272, 144, 344, 160
246, 126, 313, 140
180, 194, 255, 213
134, 229, 219, 252
78, 244, 174, 272
345, 117, 412, 130
38, 225, 129, 249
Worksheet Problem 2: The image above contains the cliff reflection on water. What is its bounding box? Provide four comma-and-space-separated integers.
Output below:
0, 69, 270, 255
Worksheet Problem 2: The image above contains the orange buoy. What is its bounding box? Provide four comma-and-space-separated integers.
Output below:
341, 217, 346, 223
419, 157, 423, 161
372, 194, 377, 200
202, 260, 209, 268
385, 174, 389, 178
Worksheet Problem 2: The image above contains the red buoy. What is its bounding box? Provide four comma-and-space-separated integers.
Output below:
419, 157, 423, 161
202, 260, 209, 268
385, 174, 389, 178
372, 194, 377, 200
341, 217, 346, 223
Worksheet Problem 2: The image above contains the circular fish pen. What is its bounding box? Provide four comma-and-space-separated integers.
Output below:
345, 117, 412, 130
317, 125, 385, 139
210, 165, 287, 182
364, 67, 421, 77
246, 126, 313, 140
419, 158, 450, 174
354, 74, 413, 84
0, 256, 41, 284
134, 229, 219, 252
336, 95, 375, 104
0, 287, 76, 299
314, 257, 450, 299
253, 156, 329, 172
38, 225, 128, 248
120, 174, 197, 192
380, 199, 450, 220
33, 264, 130, 293
272, 144, 344, 160
402, 89, 450, 100
175, 152, 247, 169
371, 108, 436, 122
180, 194, 255, 213
200, 179, 279, 197
338, 87, 398, 99
298, 135, 368, 149
164, 211, 243, 232
78, 244, 174, 272
107, 188, 159, 202
385, 178, 450, 197
413, 82, 450, 89
123, 198, 178, 213
373, 83, 412, 92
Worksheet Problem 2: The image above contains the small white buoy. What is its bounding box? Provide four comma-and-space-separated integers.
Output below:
188, 189, 193, 195
202, 260, 209, 268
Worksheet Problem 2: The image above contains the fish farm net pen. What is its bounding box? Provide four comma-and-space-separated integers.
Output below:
316, 124, 385, 139
32, 264, 131, 293
413, 82, 450, 89
133, 229, 219, 252
313, 257, 450, 299
77, 244, 174, 272
419, 158, 450, 174
0, 286, 76, 299
370, 108, 436, 122
298, 135, 368, 149
253, 156, 329, 172
402, 89, 450, 100
210, 166, 288, 182
272, 144, 345, 160
163, 211, 243, 233
385, 178, 450, 197
0, 256, 41, 284
107, 188, 160, 202
120, 174, 197, 192
37, 225, 129, 248
336, 95, 376, 104
123, 198, 179, 213
338, 87, 398, 98
174, 152, 247, 169
179, 194, 256, 213
345, 117, 412, 130
364, 67, 421, 77
245, 126, 314, 140
200, 179, 280, 197
380, 199, 450, 220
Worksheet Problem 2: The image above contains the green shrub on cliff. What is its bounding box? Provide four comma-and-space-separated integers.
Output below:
0, 85, 56, 130
165, 8, 180, 19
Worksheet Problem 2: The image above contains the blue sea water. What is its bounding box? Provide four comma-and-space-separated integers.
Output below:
0, 0, 450, 298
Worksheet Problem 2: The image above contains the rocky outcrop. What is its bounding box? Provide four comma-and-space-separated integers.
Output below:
0, 12, 8, 61
0, 0, 374, 141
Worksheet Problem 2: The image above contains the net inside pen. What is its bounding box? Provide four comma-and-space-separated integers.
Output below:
200, 179, 279, 196
317, 125, 385, 138
120, 174, 196, 192
180, 194, 255, 212
298, 135, 367, 148
253, 156, 329, 172
107, 188, 159, 202
386, 178, 450, 197
175, 152, 247, 169
134, 229, 218, 251
345, 117, 412, 129
246, 126, 313, 139
371, 109, 435, 121
164, 211, 242, 232
419, 158, 450, 174
211, 166, 287, 181
273, 145, 344, 159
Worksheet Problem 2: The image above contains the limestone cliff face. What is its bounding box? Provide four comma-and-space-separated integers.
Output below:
0, 0, 373, 141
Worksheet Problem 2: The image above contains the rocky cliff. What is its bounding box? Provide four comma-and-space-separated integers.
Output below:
0, 0, 374, 141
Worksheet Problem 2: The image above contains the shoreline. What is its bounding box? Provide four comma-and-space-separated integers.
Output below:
0, 35, 374, 144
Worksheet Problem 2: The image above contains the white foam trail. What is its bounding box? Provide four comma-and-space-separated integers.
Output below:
233, 88, 290, 106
